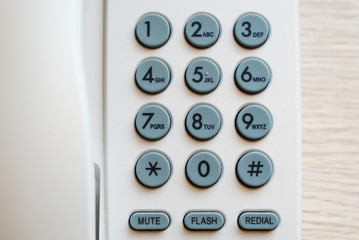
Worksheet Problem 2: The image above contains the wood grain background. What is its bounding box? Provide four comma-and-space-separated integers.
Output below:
300, 0, 359, 239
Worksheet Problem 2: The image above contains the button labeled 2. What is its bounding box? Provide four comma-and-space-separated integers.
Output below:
185, 13, 220, 48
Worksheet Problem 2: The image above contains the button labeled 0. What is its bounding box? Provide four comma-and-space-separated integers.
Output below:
184, 211, 225, 231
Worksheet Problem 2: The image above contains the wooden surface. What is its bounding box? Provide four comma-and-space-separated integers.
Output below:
301, 0, 359, 239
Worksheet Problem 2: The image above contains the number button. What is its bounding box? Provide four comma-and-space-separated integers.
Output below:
135, 58, 171, 94
135, 13, 171, 48
186, 152, 222, 188
135, 152, 171, 188
234, 58, 271, 94
185, 13, 220, 48
185, 58, 221, 94
235, 104, 272, 140
234, 13, 270, 49
185, 104, 221, 140
236, 151, 273, 188
135, 104, 171, 140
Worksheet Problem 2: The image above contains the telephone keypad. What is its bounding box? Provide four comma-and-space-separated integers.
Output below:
131, 12, 278, 233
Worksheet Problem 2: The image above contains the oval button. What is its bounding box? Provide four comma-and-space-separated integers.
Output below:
238, 211, 279, 231
129, 211, 170, 231
184, 211, 225, 231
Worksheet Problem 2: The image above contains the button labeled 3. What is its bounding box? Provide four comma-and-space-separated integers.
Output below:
234, 13, 270, 49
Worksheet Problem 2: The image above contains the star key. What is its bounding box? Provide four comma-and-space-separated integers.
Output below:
145, 162, 161, 176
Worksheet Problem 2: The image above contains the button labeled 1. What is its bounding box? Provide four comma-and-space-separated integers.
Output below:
135, 13, 171, 48
185, 104, 221, 140
235, 104, 272, 140
135, 104, 171, 140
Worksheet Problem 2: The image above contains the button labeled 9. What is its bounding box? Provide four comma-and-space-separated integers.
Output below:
235, 104, 272, 140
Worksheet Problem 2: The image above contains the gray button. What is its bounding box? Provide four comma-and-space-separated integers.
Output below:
184, 211, 225, 231
135, 152, 171, 188
234, 13, 270, 49
185, 58, 221, 94
235, 104, 272, 140
135, 58, 171, 94
135, 104, 171, 140
185, 105, 221, 140
238, 211, 279, 231
186, 152, 222, 188
235, 58, 271, 94
185, 13, 220, 48
129, 211, 170, 231
236, 151, 272, 188
135, 13, 171, 48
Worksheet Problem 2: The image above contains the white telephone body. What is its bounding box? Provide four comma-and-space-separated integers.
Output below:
0, 0, 301, 239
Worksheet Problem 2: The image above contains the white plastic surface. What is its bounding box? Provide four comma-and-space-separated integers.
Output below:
105, 0, 301, 239
0, 0, 102, 239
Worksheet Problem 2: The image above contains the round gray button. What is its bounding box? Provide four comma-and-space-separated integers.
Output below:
185, 104, 221, 140
234, 13, 270, 49
235, 104, 272, 140
135, 13, 171, 48
186, 152, 222, 188
135, 104, 171, 140
235, 58, 271, 94
185, 58, 221, 94
236, 151, 272, 188
185, 13, 220, 48
135, 58, 171, 94
135, 152, 171, 188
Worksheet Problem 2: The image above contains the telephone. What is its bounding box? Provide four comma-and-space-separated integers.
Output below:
0, 0, 301, 239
